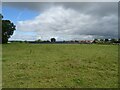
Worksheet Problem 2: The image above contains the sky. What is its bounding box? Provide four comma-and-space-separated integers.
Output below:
2, 2, 118, 41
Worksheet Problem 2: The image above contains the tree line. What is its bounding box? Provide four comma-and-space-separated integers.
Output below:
93, 38, 120, 44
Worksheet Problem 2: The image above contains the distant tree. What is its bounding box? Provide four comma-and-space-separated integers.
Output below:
46, 40, 50, 42
2, 14, 16, 43
118, 38, 120, 43
36, 39, 42, 42
75, 40, 78, 43
51, 38, 56, 42
63, 40, 65, 43
24, 40, 28, 43
110, 38, 116, 43
104, 39, 109, 42
100, 39, 104, 42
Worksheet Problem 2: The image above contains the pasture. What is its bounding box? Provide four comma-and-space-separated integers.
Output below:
2, 43, 118, 88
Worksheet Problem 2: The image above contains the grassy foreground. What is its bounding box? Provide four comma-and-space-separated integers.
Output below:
2, 43, 118, 88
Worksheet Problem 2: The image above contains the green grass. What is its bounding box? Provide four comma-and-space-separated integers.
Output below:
2, 43, 118, 88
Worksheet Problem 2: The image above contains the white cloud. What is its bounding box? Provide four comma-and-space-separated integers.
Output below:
9, 31, 37, 41
16, 5, 118, 41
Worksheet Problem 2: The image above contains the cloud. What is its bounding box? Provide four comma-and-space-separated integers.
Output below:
9, 31, 37, 41
4, 2, 117, 41
3, 2, 118, 15
15, 3, 118, 41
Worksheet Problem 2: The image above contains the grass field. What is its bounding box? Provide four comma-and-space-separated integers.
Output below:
2, 43, 118, 88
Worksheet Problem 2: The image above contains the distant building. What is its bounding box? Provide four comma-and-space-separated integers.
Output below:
79, 40, 94, 44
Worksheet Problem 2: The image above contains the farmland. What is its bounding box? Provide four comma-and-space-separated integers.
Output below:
2, 43, 118, 88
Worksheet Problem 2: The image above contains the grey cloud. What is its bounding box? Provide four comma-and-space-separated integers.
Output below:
3, 2, 118, 40
3, 2, 55, 12
3, 2, 118, 15
3, 2, 118, 18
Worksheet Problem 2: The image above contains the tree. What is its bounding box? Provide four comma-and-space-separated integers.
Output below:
1, 14, 16, 43
104, 39, 109, 42
118, 38, 120, 43
51, 38, 56, 42
100, 39, 104, 42
35, 39, 42, 42
110, 38, 116, 43
0, 14, 3, 43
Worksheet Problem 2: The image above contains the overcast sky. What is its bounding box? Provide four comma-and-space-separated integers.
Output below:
3, 2, 118, 41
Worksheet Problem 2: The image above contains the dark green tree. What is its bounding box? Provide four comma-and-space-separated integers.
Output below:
104, 39, 109, 42
35, 39, 42, 42
1, 14, 16, 43
110, 38, 116, 43
51, 38, 56, 42
118, 38, 120, 43
100, 39, 104, 42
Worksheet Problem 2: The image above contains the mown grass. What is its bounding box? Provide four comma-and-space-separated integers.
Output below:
2, 43, 118, 88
